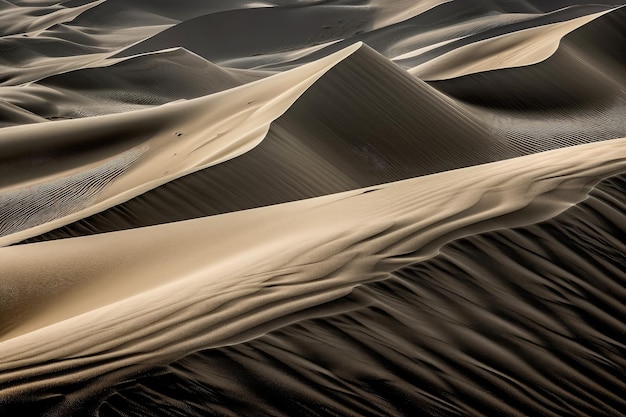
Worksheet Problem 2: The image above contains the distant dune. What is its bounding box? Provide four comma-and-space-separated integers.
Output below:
1, 1, 625, 416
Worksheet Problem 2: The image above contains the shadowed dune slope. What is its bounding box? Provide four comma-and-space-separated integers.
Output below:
113, 1, 625, 71
23, 37, 626, 243
385, 4, 615, 69
115, 5, 377, 64
428, 6, 626, 109
95, 173, 626, 417
33, 49, 270, 118
3, 165, 626, 416
0, 43, 362, 246
0, 100, 46, 128
2, 139, 626, 416
63, 0, 274, 26
0, 49, 273, 124
0, 1, 625, 416
21, 45, 505, 241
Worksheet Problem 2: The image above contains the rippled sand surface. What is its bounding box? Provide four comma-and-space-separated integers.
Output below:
1, 1, 625, 415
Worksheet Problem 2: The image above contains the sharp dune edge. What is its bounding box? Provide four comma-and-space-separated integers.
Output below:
21, 38, 624, 242
1, 138, 626, 394
114, 173, 625, 417
0, 42, 360, 246
408, 7, 615, 80
1, 1, 625, 415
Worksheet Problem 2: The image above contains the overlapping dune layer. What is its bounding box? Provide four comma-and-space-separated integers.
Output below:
1, 1, 625, 416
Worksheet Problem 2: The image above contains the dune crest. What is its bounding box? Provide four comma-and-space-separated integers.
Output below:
0, 42, 361, 246
409, 7, 617, 80
1, 138, 626, 400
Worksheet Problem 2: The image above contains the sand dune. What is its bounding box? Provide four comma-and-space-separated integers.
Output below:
24, 40, 625, 242
408, 8, 617, 79
65, 0, 274, 26
1, 1, 625, 416
0, 48, 272, 122
0, 99, 46, 127
15, 44, 503, 239
105, 173, 625, 417
431, 5, 626, 108
2, 139, 626, 408
0, 43, 360, 246
38, 48, 270, 117
0, 0, 104, 37
388, 4, 612, 65
115, 5, 378, 64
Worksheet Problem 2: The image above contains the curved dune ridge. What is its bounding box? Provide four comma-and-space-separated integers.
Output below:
407, 8, 615, 80
0, 42, 361, 246
1, 139, 626, 409
0, 1, 625, 416
96, 173, 626, 417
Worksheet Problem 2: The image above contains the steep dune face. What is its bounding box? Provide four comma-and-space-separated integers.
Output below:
2, 139, 626, 415
97, 174, 626, 417
390, 5, 616, 69
23, 29, 626, 241
1, 1, 625, 416
23, 44, 502, 240
408, 8, 616, 80
428, 6, 626, 109
0, 43, 361, 246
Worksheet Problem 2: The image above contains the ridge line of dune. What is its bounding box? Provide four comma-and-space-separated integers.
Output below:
409, 6, 620, 80
0, 42, 363, 246
1, 138, 626, 398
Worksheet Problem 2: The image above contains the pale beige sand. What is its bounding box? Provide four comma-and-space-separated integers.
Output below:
0, 42, 361, 246
391, 36, 467, 61
1, 138, 625, 396
409, 7, 617, 80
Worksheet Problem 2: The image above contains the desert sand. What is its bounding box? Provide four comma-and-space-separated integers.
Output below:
1, 1, 625, 416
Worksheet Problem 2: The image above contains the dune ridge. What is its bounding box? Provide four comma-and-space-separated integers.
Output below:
98, 173, 626, 417
22, 38, 625, 243
1, 138, 626, 408
0, 42, 361, 246
408, 7, 617, 80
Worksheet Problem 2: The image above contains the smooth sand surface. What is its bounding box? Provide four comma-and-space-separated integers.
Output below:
2, 138, 626, 395
409, 8, 616, 79
0, 43, 361, 246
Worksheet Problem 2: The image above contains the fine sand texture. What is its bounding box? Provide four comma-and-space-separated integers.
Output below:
1, 1, 625, 416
